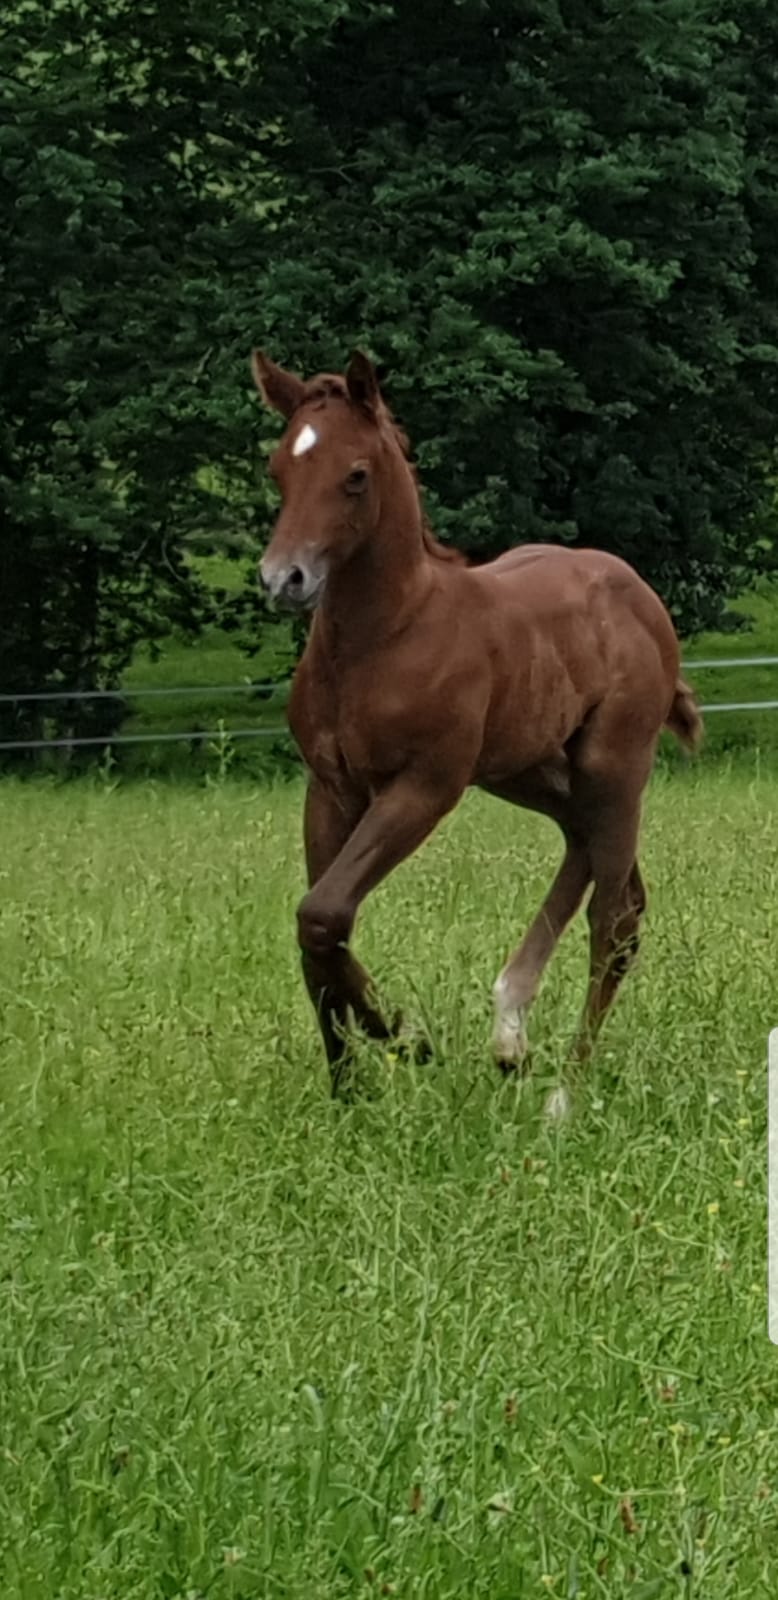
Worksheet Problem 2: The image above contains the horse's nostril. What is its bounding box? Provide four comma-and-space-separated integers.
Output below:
287, 566, 304, 591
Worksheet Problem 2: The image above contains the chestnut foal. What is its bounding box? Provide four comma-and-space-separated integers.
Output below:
253, 349, 702, 1115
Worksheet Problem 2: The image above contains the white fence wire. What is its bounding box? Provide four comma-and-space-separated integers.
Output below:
1, 657, 777, 752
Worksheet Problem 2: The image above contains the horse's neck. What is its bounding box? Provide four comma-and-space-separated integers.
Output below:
322, 539, 431, 657
320, 470, 433, 657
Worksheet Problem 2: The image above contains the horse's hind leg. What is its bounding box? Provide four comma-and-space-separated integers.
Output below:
571, 856, 647, 1070
544, 730, 653, 1117
492, 840, 591, 1072
484, 761, 591, 1074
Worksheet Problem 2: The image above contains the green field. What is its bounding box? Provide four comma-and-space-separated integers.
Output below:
1, 767, 777, 1598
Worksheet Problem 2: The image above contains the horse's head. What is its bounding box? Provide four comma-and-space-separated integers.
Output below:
252, 349, 396, 612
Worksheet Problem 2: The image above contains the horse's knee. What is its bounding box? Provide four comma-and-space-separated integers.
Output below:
297, 890, 353, 957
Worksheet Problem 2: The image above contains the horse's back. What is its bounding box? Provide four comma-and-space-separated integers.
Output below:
488, 541, 659, 597
469, 542, 682, 774
483, 543, 678, 663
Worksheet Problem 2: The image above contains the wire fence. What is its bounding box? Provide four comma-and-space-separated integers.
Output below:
0, 682, 281, 704
1, 657, 777, 753
669, 655, 778, 716
0, 678, 291, 752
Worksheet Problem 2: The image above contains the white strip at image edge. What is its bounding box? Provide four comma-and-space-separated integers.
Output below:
769, 1029, 778, 1343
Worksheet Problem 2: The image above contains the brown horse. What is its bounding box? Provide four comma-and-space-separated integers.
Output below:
252, 349, 702, 1115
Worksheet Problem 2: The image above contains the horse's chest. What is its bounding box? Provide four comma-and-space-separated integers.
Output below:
336, 704, 403, 786
291, 677, 407, 790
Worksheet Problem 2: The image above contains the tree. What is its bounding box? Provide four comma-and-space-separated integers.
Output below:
3, 0, 777, 763
0, 0, 293, 751
252, 0, 778, 634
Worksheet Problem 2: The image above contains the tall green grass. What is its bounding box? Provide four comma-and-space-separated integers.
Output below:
1, 767, 776, 1596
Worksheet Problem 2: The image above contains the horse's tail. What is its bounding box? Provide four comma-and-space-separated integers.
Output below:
665, 677, 703, 753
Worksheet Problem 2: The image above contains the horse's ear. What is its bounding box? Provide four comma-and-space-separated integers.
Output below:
346, 350, 381, 416
250, 351, 305, 419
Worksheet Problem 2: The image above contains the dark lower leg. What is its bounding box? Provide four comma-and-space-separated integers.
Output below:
302, 946, 393, 1048
299, 768, 465, 1084
572, 861, 646, 1065
302, 779, 395, 1072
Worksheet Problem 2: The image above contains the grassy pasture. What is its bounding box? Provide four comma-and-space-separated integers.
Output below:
0, 767, 777, 1598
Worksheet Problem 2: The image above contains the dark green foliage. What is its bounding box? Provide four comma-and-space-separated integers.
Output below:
2, 0, 777, 760
0, 0, 283, 747
255, 0, 778, 633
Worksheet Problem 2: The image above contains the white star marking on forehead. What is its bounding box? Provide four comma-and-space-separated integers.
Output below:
292, 423, 318, 457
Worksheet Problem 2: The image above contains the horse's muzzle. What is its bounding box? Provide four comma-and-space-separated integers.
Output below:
258, 557, 324, 612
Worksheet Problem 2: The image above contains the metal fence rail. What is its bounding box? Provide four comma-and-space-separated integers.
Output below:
0, 728, 289, 752
1, 656, 778, 751
674, 654, 778, 716
0, 682, 282, 704
0, 678, 292, 751
684, 655, 778, 670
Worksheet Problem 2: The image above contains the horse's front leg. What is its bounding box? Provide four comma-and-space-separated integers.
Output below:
298, 769, 464, 1091
302, 777, 395, 1071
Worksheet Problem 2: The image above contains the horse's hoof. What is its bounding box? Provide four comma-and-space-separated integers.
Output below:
492, 999, 531, 1077
544, 1085, 572, 1121
329, 1057, 353, 1099
496, 1051, 533, 1080
393, 1027, 433, 1065
385, 1009, 432, 1062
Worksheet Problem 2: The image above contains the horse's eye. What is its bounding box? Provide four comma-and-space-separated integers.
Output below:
345, 466, 369, 495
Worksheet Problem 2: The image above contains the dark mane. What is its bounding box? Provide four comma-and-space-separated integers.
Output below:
302, 375, 349, 405
386, 419, 468, 567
